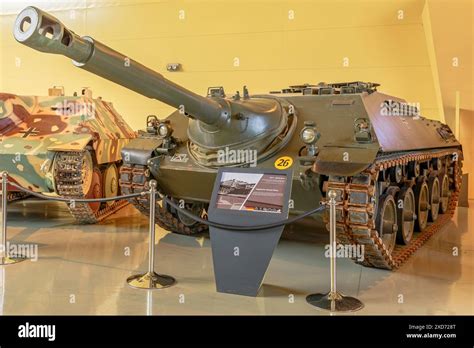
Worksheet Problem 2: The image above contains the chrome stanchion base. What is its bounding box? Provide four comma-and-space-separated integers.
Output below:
127, 271, 176, 290
0, 255, 27, 265
306, 291, 364, 312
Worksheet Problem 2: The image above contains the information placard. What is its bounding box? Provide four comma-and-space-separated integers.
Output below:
208, 167, 292, 297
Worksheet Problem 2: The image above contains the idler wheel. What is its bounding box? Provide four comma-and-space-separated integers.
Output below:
376, 194, 398, 254
103, 163, 119, 206
86, 167, 103, 213
163, 197, 178, 215
177, 202, 206, 227
396, 187, 416, 245
439, 174, 450, 214
414, 181, 429, 231
428, 176, 441, 222
164, 197, 206, 227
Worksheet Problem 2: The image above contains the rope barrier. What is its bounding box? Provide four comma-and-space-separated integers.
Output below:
8, 182, 146, 203
4, 174, 326, 231
158, 193, 326, 231
1, 171, 333, 298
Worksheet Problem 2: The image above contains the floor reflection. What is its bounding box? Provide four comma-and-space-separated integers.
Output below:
0, 199, 472, 315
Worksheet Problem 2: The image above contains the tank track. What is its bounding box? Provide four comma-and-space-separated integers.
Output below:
7, 192, 29, 202
120, 148, 462, 269
119, 163, 208, 235
54, 151, 128, 224
323, 148, 462, 270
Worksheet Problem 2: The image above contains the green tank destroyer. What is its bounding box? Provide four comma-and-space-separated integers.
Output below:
14, 6, 463, 269
0, 86, 136, 223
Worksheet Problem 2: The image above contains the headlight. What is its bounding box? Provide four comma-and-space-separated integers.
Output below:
301, 128, 316, 144
158, 123, 170, 138
300, 122, 320, 145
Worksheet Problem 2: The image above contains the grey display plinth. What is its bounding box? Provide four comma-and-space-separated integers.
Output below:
209, 225, 285, 297
208, 168, 292, 297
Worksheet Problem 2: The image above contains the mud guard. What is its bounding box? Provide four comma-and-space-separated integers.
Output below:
313, 146, 379, 177
120, 137, 162, 165
47, 135, 92, 152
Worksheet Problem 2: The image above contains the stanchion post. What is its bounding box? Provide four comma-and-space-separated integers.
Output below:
306, 190, 364, 312
148, 180, 157, 275
0, 171, 26, 265
1, 172, 6, 256
329, 188, 336, 295
127, 180, 176, 289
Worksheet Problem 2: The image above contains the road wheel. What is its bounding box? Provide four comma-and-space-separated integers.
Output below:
86, 167, 103, 213
428, 176, 440, 222
439, 174, 450, 214
396, 187, 415, 245
414, 181, 429, 231
103, 163, 119, 206
376, 194, 398, 254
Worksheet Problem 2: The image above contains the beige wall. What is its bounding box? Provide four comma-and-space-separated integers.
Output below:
1, 0, 439, 131
424, 0, 474, 198
1, 0, 471, 195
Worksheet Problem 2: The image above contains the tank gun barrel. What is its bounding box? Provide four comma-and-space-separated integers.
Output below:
13, 6, 225, 125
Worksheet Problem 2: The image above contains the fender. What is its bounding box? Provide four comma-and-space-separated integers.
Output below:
313, 145, 379, 177
121, 137, 163, 165
47, 135, 92, 153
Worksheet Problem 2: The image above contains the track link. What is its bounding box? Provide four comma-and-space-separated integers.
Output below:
54, 151, 128, 224
323, 148, 462, 270
120, 147, 462, 268
6, 192, 29, 202
119, 163, 208, 235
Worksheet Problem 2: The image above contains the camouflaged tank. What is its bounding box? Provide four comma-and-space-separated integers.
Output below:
0, 87, 136, 223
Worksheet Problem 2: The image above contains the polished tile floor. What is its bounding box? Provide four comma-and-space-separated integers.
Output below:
0, 199, 473, 315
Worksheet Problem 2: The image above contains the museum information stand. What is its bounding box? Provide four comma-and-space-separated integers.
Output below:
208, 168, 292, 297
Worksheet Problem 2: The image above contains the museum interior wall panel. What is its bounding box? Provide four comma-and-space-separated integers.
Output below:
460, 109, 474, 198
0, 18, 4, 92
423, 0, 473, 198
0, 0, 472, 328
425, 0, 473, 115
1, 0, 471, 196
1, 0, 440, 127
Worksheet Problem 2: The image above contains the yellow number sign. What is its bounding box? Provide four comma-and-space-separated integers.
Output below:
274, 156, 293, 170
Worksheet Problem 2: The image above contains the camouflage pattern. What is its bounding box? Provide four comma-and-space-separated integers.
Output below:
0, 90, 136, 193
